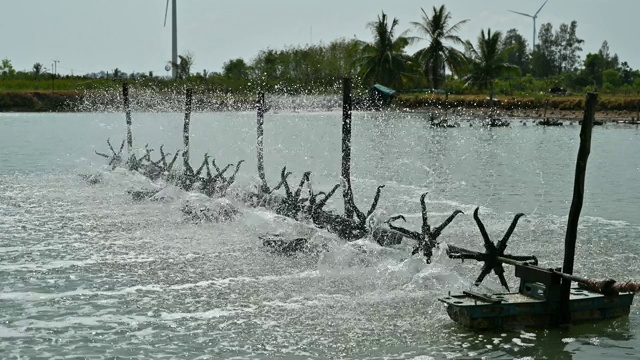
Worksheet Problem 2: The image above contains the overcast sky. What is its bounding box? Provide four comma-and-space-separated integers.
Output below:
3, 1, 636, 76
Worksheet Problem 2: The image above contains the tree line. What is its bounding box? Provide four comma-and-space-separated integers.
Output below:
2, 5, 639, 97
350, 6, 639, 97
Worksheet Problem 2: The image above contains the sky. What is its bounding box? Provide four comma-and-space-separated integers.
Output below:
3, 0, 637, 76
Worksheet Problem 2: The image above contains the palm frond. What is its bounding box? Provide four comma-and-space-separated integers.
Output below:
409, 5, 469, 88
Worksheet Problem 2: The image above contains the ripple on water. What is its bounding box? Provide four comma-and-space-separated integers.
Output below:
2, 115, 640, 358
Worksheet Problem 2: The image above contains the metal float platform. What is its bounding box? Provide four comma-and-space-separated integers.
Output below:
439, 258, 635, 329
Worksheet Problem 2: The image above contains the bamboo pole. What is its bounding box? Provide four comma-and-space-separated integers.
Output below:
341, 78, 354, 219
183, 88, 193, 169
256, 92, 269, 193
123, 82, 133, 154
560, 92, 598, 325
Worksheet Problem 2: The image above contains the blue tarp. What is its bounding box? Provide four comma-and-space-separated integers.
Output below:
372, 84, 397, 97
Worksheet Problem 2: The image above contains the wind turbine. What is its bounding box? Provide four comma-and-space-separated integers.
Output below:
509, 0, 549, 50
164, 0, 177, 79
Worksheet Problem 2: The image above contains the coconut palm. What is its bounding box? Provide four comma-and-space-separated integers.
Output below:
357, 11, 412, 89
410, 5, 468, 90
171, 52, 195, 80
464, 29, 519, 103
32, 62, 44, 78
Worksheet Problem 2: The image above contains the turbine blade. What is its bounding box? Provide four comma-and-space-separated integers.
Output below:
534, 0, 549, 17
164, 0, 169, 27
508, 10, 533, 18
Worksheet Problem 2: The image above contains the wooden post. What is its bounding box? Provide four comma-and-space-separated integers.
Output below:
183, 88, 193, 169
544, 100, 548, 120
256, 92, 269, 193
489, 82, 495, 111
560, 92, 598, 325
123, 82, 133, 154
341, 78, 355, 219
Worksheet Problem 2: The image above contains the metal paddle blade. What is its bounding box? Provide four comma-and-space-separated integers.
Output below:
474, 263, 492, 287
497, 272, 511, 292
453, 209, 533, 291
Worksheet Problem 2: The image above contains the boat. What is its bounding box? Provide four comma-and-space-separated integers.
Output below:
439, 246, 635, 329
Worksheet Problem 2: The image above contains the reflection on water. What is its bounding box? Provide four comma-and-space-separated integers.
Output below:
0, 111, 639, 358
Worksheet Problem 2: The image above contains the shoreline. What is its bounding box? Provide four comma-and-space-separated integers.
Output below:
2, 90, 640, 124
3, 106, 639, 124
407, 106, 640, 124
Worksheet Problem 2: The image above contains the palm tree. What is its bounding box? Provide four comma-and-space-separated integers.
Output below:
32, 62, 44, 78
464, 29, 519, 104
410, 5, 468, 90
171, 52, 195, 80
357, 11, 412, 89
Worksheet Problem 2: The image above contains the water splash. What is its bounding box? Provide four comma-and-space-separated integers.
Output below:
74, 84, 344, 113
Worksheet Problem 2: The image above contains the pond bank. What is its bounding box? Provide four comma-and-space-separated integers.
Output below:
0, 91, 80, 112
405, 106, 640, 124
2, 90, 640, 123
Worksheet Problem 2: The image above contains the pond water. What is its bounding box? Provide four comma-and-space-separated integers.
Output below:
1, 111, 639, 359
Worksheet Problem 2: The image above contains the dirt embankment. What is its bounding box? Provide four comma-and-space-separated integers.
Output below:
0, 91, 81, 112
397, 94, 640, 122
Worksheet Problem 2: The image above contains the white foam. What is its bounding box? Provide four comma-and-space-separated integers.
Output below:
512, 337, 534, 347
160, 307, 251, 320
0, 325, 28, 338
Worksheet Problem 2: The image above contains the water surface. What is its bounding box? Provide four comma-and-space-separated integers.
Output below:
1, 111, 639, 359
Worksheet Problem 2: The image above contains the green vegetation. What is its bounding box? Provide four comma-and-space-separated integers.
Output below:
356, 12, 411, 89
410, 5, 468, 90
463, 29, 519, 101
395, 93, 640, 114
3, 4, 640, 112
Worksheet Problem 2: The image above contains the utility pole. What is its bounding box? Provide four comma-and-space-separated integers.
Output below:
52, 59, 59, 91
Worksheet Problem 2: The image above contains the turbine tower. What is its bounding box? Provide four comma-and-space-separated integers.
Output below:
164, 0, 177, 79
508, 0, 549, 50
